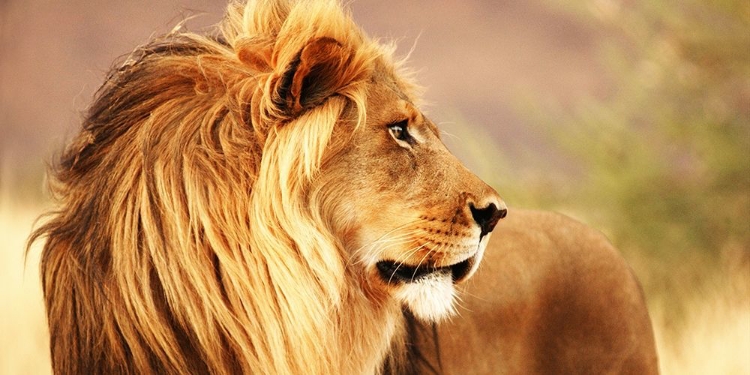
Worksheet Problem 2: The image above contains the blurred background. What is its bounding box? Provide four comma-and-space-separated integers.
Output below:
1, 0, 748, 373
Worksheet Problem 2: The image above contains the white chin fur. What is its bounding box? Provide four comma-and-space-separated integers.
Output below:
395, 272, 456, 322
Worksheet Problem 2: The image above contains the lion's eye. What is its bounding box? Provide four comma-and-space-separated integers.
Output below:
387, 120, 410, 142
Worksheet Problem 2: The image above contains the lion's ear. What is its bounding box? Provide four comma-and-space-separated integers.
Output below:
273, 37, 351, 117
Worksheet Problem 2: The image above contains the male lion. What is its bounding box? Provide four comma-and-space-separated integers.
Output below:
30, 0, 658, 374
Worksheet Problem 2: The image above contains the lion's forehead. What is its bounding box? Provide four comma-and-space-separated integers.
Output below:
369, 62, 417, 99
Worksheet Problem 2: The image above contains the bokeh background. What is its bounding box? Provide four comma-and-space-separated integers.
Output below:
1, 0, 748, 373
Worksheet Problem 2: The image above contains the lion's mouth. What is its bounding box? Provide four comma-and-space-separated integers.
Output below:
376, 256, 475, 284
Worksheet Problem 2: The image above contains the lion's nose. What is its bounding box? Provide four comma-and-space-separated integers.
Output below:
469, 201, 507, 237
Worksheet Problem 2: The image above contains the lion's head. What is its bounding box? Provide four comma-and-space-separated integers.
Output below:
30, 0, 505, 373
320, 65, 506, 321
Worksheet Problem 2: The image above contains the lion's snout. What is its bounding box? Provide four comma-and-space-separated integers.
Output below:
469, 201, 507, 238
455, 179, 506, 239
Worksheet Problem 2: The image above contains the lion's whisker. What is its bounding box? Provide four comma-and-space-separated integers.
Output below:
386, 243, 429, 284
409, 241, 435, 282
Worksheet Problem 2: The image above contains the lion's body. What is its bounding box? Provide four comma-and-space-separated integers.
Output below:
30, 0, 657, 374
409, 210, 659, 374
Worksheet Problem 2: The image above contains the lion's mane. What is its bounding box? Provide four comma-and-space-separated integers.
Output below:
30, 1, 409, 373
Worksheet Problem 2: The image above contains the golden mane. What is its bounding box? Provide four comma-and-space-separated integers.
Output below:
30, 1, 411, 373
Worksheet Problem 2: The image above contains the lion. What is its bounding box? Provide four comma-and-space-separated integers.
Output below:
29, 0, 658, 374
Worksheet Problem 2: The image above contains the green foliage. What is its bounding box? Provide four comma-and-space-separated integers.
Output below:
518, 0, 750, 267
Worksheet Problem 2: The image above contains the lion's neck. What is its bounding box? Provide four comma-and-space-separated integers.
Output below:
336, 277, 407, 374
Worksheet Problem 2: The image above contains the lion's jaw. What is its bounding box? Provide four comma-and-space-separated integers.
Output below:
388, 232, 494, 321
350, 208, 496, 322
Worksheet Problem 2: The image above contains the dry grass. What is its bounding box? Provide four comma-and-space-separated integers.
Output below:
0, 200, 50, 374
651, 259, 750, 375
1, 199, 748, 374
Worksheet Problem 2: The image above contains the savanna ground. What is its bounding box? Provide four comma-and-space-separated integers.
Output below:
1, 0, 749, 374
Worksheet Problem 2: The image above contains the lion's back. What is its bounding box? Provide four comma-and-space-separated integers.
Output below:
417, 209, 659, 374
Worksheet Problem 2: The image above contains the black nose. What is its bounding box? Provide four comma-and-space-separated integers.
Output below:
469, 202, 507, 237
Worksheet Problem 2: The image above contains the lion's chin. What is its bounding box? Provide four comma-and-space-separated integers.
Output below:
395, 271, 457, 322
376, 254, 479, 322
